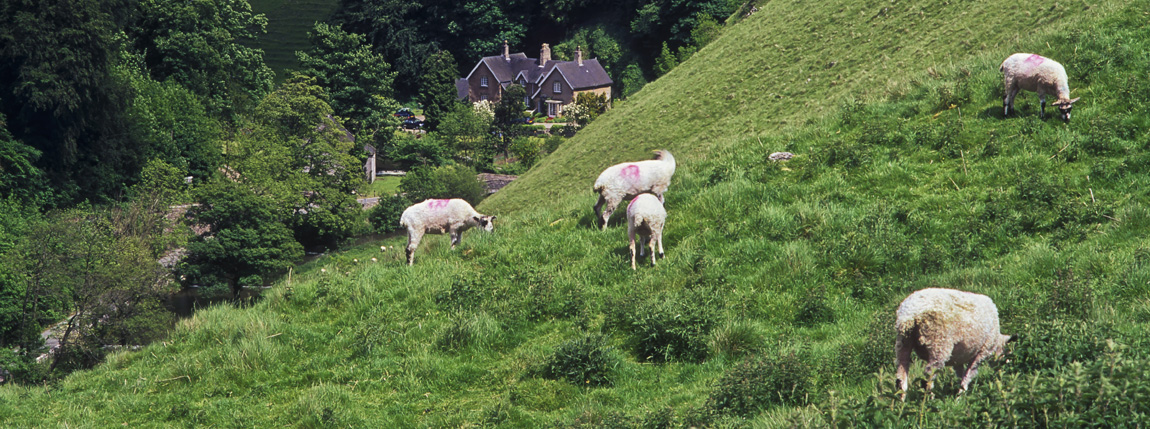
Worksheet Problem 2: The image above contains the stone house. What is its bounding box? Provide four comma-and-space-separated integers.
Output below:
456, 42, 612, 117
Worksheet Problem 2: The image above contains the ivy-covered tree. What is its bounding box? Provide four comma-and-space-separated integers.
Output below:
296, 22, 399, 134
418, 50, 462, 131
492, 84, 528, 157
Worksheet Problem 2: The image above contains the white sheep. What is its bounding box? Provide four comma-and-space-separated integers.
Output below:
399, 199, 495, 265
593, 150, 676, 231
894, 288, 1012, 396
1000, 53, 1080, 122
626, 193, 666, 270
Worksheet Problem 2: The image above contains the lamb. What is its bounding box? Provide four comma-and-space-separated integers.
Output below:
626, 193, 666, 270
592, 150, 676, 230
399, 198, 495, 265
894, 288, 1012, 397
1000, 53, 1080, 122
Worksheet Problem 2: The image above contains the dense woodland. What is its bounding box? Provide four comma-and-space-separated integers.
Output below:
0, 0, 727, 383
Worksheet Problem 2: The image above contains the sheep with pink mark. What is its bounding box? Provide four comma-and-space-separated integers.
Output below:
894, 288, 1012, 398
1000, 53, 1080, 122
626, 193, 666, 270
592, 150, 676, 230
399, 198, 495, 265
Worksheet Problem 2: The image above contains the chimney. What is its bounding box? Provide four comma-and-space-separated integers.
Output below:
575, 45, 583, 66
539, 43, 551, 67
502, 40, 509, 61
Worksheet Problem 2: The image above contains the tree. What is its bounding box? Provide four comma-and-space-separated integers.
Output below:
129, 0, 275, 118
297, 22, 399, 134
419, 50, 462, 131
400, 164, 486, 206
180, 180, 302, 296
654, 42, 678, 77
0, 0, 141, 203
435, 102, 496, 167
620, 64, 648, 99
492, 84, 528, 157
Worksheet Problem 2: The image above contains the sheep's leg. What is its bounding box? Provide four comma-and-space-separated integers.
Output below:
895, 335, 913, 396
1039, 93, 1047, 118
406, 230, 424, 266
656, 229, 665, 259
629, 230, 638, 270
593, 195, 605, 227
1003, 78, 1017, 116
922, 346, 952, 392
959, 357, 983, 392
649, 235, 657, 267
449, 230, 460, 250
601, 197, 621, 231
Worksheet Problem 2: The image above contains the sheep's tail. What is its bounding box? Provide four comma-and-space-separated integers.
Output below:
895, 317, 917, 336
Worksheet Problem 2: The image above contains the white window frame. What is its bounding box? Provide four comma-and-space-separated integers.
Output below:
552, 82, 562, 93
480, 94, 488, 101
481, 77, 489, 87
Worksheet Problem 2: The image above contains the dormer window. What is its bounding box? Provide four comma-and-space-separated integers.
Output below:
552, 82, 561, 93
481, 77, 489, 87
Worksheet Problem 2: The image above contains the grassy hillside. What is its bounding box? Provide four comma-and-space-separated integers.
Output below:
5, 0, 1150, 426
247, 0, 340, 75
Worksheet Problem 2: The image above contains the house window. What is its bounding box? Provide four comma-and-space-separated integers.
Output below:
552, 82, 562, 93
481, 77, 489, 87
480, 94, 488, 101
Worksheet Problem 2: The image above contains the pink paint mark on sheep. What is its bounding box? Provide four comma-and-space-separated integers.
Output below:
1024, 54, 1045, 66
620, 165, 640, 182
627, 196, 639, 214
427, 199, 450, 210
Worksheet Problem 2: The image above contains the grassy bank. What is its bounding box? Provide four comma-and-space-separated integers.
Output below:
3, 0, 1150, 426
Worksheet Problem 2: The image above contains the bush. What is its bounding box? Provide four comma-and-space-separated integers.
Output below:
399, 164, 486, 206
509, 137, 543, 168
540, 334, 618, 387
794, 284, 836, 327
609, 288, 720, 363
706, 351, 815, 417
833, 309, 897, 383
1004, 318, 1116, 374
543, 135, 563, 154
367, 194, 411, 234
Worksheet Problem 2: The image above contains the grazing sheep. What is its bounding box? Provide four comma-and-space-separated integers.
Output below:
593, 150, 676, 230
1000, 53, 1080, 122
626, 193, 666, 270
894, 288, 1012, 397
399, 199, 495, 265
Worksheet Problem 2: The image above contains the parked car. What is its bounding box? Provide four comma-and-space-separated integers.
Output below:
394, 108, 415, 118
511, 116, 535, 125
401, 117, 424, 129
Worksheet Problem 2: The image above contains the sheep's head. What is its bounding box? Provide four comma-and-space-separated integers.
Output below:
993, 334, 1015, 359
475, 215, 496, 232
1053, 97, 1080, 122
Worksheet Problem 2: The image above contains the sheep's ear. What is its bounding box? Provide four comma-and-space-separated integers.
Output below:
1006, 334, 1017, 344
1068, 97, 1080, 105
473, 216, 482, 224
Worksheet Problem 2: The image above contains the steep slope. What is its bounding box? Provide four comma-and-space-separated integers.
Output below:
482, 0, 1121, 213
4, 0, 1150, 426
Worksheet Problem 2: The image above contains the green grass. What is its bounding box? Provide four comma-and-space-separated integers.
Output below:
5, 0, 1150, 426
363, 176, 402, 198
247, 0, 340, 76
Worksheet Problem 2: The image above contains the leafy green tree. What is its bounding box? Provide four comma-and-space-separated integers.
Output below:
493, 84, 528, 157
239, 74, 366, 248
129, 0, 275, 118
691, 12, 722, 48
435, 102, 496, 166
297, 22, 399, 134
654, 42, 678, 77
382, 133, 452, 168
0, 116, 50, 206
180, 180, 302, 296
419, 50, 462, 131
400, 164, 486, 206
0, 0, 141, 202
620, 63, 648, 98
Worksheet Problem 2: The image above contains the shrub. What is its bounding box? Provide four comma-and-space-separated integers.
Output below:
541, 334, 618, 387
711, 321, 764, 359
509, 137, 543, 168
1004, 318, 1116, 374
794, 284, 836, 327
399, 164, 486, 206
833, 309, 897, 383
706, 351, 815, 417
609, 288, 721, 363
366, 194, 410, 234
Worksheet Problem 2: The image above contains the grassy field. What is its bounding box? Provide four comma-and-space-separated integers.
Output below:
246, 0, 340, 76
4, 0, 1150, 426
363, 176, 402, 198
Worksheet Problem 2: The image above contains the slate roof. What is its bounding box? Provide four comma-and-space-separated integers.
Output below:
465, 51, 612, 91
